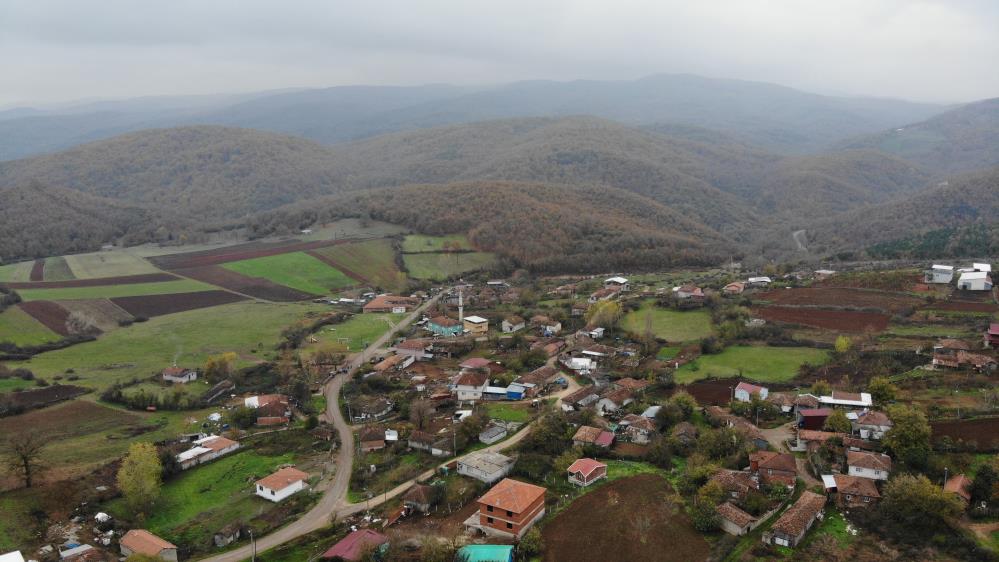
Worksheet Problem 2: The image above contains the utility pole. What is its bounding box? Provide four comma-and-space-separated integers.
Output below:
249, 530, 256, 562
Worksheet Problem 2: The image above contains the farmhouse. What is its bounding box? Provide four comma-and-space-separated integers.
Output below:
176, 435, 240, 470
944, 474, 973, 505
672, 421, 699, 445
255, 466, 309, 502
395, 339, 432, 360
818, 391, 872, 409
563, 385, 600, 409
924, 264, 955, 284
764, 491, 825, 548
711, 469, 760, 501
453, 371, 489, 402
717, 502, 757, 536
735, 381, 768, 402
847, 450, 891, 480
604, 276, 629, 291
351, 396, 393, 422
478, 424, 508, 445
321, 529, 389, 561
458, 451, 515, 484
826, 474, 880, 508
359, 427, 386, 452
675, 284, 705, 302
463, 315, 489, 336
428, 316, 463, 337
957, 271, 993, 291
723, 282, 745, 296
244, 394, 291, 425
161, 366, 197, 384
572, 425, 614, 448
501, 315, 525, 333
620, 414, 657, 444
403, 484, 437, 513
119, 530, 177, 562
531, 315, 562, 335
566, 458, 607, 487
596, 388, 633, 415
853, 411, 892, 440
363, 294, 420, 313
469, 478, 547, 538
614, 377, 650, 393
749, 450, 797, 488
588, 287, 619, 303
795, 429, 844, 450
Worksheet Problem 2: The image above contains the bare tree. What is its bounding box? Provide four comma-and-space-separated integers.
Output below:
409, 399, 434, 430
5, 432, 46, 488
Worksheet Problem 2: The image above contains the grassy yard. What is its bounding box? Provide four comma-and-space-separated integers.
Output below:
0, 491, 40, 551
17, 279, 214, 301
223, 251, 354, 295
310, 239, 405, 292
0, 377, 36, 392
675, 345, 830, 383
402, 234, 472, 253
0, 305, 61, 346
302, 313, 403, 352
484, 402, 534, 423
64, 250, 162, 278
10, 301, 328, 390
620, 301, 714, 342
43, 256, 76, 281
657, 346, 681, 360
403, 252, 497, 280
885, 324, 977, 338
0, 261, 34, 282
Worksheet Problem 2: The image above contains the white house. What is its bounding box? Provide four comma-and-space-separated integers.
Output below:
818, 391, 872, 409
255, 467, 309, 502
463, 315, 489, 336
565, 356, 596, 373
453, 371, 489, 402
604, 276, 629, 291
176, 435, 240, 470
734, 382, 768, 402
924, 264, 954, 284
747, 276, 772, 287
501, 316, 526, 333
958, 271, 993, 291
847, 450, 891, 481
852, 411, 892, 440
973, 263, 993, 273
457, 451, 514, 484
161, 366, 197, 384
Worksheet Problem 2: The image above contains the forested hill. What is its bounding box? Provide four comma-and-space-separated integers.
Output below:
246, 181, 732, 274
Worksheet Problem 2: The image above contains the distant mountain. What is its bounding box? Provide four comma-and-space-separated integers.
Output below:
841, 98, 999, 175
0, 74, 946, 162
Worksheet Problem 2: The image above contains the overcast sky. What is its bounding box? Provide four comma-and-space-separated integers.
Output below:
1, 0, 997, 107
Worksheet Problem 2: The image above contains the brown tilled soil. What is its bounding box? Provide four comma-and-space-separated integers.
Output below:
2, 272, 177, 289
18, 301, 71, 335
679, 378, 741, 405
754, 306, 889, 333
928, 301, 999, 313
29, 259, 45, 281
149, 239, 349, 270
931, 417, 999, 452
110, 290, 247, 317
756, 287, 923, 314
542, 474, 709, 562
0, 384, 88, 410
174, 266, 313, 301
54, 299, 134, 331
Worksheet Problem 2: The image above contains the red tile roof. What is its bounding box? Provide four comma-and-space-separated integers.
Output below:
595, 431, 615, 447
771, 491, 826, 538
573, 426, 602, 443
847, 450, 892, 471
477, 478, 546, 513
944, 474, 972, 502
716, 502, 756, 527
455, 371, 488, 387
566, 458, 606, 478
120, 530, 176, 555
750, 451, 797, 473
322, 529, 389, 560
833, 474, 880, 499
460, 357, 492, 369
856, 411, 891, 426
736, 381, 767, 395
256, 467, 309, 492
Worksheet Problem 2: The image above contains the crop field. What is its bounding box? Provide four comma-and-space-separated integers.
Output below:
931, 418, 999, 452
304, 313, 403, 352
753, 306, 890, 332
177, 265, 314, 301
402, 234, 473, 253
222, 251, 354, 295
54, 299, 134, 332
756, 287, 923, 314
541, 474, 708, 562
403, 251, 497, 280
16, 279, 215, 302
675, 345, 829, 383
10, 301, 328, 389
63, 250, 162, 278
0, 385, 88, 410
816, 270, 921, 291
149, 238, 346, 270
929, 301, 999, 313
42, 256, 76, 281
18, 300, 71, 336
0, 305, 62, 346
308, 238, 405, 291
111, 290, 246, 318
29, 259, 44, 281
296, 218, 407, 241
0, 261, 33, 282
620, 301, 714, 342
3, 272, 178, 290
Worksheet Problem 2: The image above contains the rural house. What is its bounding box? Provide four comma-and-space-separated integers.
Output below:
944, 474, 973, 506
674, 284, 705, 302
244, 394, 291, 425
161, 366, 197, 384
458, 451, 515, 484
120, 530, 177, 562
735, 381, 768, 402
453, 371, 489, 402
596, 388, 633, 415
428, 316, 463, 337
723, 282, 745, 296
924, 264, 955, 284
478, 424, 508, 445
620, 414, 657, 444
563, 386, 600, 410
588, 287, 619, 303
469, 478, 547, 538
531, 314, 562, 335
363, 294, 420, 313
604, 276, 629, 291
359, 427, 386, 452
176, 435, 240, 470
614, 377, 650, 393
255, 467, 309, 502
765, 491, 826, 547
403, 484, 437, 514
395, 339, 432, 360
818, 391, 873, 409
463, 315, 489, 336
572, 425, 614, 448
717, 502, 758, 536
749, 451, 797, 488
986, 323, 999, 348
711, 469, 760, 501
852, 411, 892, 440
797, 408, 832, 430
847, 450, 892, 480
672, 421, 699, 446
827, 474, 880, 508
501, 315, 525, 333
321, 529, 389, 561
408, 430, 435, 452
566, 458, 607, 487
957, 271, 992, 291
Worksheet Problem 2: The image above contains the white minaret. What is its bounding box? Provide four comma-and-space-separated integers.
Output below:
458, 287, 464, 323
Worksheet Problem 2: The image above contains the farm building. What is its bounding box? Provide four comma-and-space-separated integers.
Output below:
710, 469, 760, 501
359, 427, 386, 452
974, 262, 993, 273
825, 474, 880, 508
847, 450, 892, 480
764, 491, 825, 548
572, 425, 614, 448
924, 264, 955, 284
321, 529, 389, 561
796, 408, 831, 430
987, 324, 999, 349
734, 381, 768, 402
363, 294, 420, 313
674, 284, 705, 302
717, 502, 757, 535
458, 451, 515, 484
501, 315, 525, 333
161, 366, 197, 384
428, 316, 463, 336
588, 287, 619, 303
463, 315, 489, 336
604, 276, 629, 291
596, 388, 633, 415
723, 282, 745, 296
958, 271, 993, 291
944, 474, 973, 505
747, 276, 772, 287
531, 314, 562, 335
255, 467, 309, 502
119, 530, 178, 562
403, 484, 436, 513
566, 458, 607, 487
468, 478, 547, 538
176, 435, 240, 470
620, 414, 657, 444
479, 424, 508, 445
818, 391, 872, 409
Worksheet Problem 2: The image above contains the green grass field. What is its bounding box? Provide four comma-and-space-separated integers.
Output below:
304, 313, 403, 352
404, 252, 497, 280
675, 345, 830, 383
64, 250, 162, 278
310, 239, 405, 291
17, 279, 215, 301
10, 301, 328, 389
0, 306, 61, 346
620, 301, 714, 342
222, 251, 354, 295
885, 324, 977, 338
0, 377, 36, 392
0, 261, 33, 282
43, 256, 76, 281
402, 234, 472, 253
485, 403, 533, 423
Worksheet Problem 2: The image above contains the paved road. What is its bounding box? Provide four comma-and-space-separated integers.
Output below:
200, 293, 440, 562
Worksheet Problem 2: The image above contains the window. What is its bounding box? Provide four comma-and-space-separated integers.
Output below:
863, 496, 870, 503
507, 510, 513, 517
487, 505, 493, 512
506, 522, 513, 529
487, 517, 494, 524
271, 490, 275, 496
844, 494, 852, 500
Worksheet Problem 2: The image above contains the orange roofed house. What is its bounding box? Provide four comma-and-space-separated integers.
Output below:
119, 530, 178, 562
363, 294, 420, 314
466, 478, 547, 538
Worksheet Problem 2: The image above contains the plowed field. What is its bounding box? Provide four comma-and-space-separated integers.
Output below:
754, 306, 889, 332
931, 417, 999, 452
149, 239, 347, 270
18, 301, 71, 336
175, 266, 312, 301
757, 287, 922, 313
3, 273, 177, 289
111, 290, 247, 317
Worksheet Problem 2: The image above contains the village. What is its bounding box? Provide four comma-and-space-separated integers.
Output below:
3, 257, 999, 562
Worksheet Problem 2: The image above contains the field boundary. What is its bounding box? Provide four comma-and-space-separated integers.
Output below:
2, 272, 178, 290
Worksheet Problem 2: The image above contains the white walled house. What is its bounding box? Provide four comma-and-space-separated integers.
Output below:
734, 382, 768, 402
457, 451, 514, 484
453, 371, 489, 402
604, 276, 629, 291
176, 435, 240, 470
255, 467, 310, 502
924, 265, 954, 284
958, 271, 993, 291
501, 316, 526, 333
847, 451, 891, 481
161, 366, 197, 384
852, 411, 892, 440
